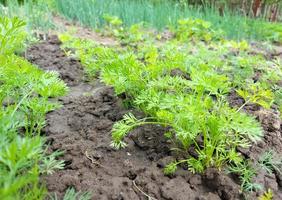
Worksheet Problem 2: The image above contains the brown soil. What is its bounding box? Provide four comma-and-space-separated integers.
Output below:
52, 16, 118, 46
249, 42, 282, 60
26, 36, 282, 200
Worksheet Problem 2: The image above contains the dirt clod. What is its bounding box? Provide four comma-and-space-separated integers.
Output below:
255, 109, 281, 132
161, 177, 196, 200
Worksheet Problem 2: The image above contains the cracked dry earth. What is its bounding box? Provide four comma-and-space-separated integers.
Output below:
26, 35, 282, 200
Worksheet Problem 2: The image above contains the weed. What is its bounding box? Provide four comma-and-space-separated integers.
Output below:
228, 161, 262, 192
50, 187, 91, 200
259, 150, 282, 175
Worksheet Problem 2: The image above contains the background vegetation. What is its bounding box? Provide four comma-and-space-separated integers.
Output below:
0, 0, 281, 42
171, 0, 281, 21
0, 0, 55, 32
55, 0, 282, 42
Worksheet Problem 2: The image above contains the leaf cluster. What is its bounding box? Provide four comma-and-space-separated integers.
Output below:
228, 161, 262, 192
0, 16, 26, 55
173, 18, 224, 42
50, 187, 91, 200
0, 17, 68, 199
259, 150, 282, 175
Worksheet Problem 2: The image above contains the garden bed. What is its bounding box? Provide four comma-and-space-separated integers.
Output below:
26, 35, 282, 200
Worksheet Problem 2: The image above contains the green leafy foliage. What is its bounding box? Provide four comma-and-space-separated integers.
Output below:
39, 150, 64, 175
60, 33, 265, 176
111, 113, 140, 149
164, 161, 179, 175
237, 83, 274, 109
35, 71, 69, 98
56, 0, 282, 43
0, 0, 56, 33
261, 22, 282, 43
259, 150, 282, 175
111, 113, 167, 149
189, 65, 231, 96
174, 18, 224, 42
102, 14, 124, 38
0, 16, 26, 55
0, 17, 68, 199
60, 16, 282, 195
225, 110, 263, 143
228, 161, 262, 192
50, 187, 91, 200
0, 136, 64, 199
103, 14, 123, 27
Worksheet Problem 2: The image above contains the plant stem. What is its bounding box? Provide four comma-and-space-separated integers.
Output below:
236, 99, 251, 113
140, 121, 170, 127
11, 89, 33, 117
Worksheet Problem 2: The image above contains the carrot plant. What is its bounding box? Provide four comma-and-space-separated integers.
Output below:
0, 16, 68, 199
237, 83, 274, 109
0, 16, 26, 54
60, 16, 282, 193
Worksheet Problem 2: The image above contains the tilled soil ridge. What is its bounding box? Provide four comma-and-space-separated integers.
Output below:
26, 36, 282, 200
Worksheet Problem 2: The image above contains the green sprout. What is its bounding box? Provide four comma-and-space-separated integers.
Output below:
259, 150, 282, 175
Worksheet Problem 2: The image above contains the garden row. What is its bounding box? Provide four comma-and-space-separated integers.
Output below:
59, 17, 282, 198
0, 17, 70, 199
